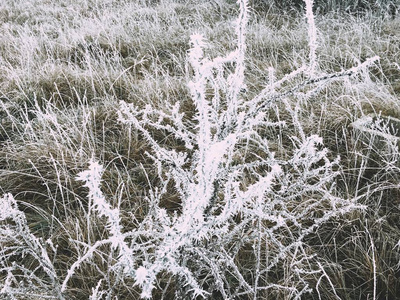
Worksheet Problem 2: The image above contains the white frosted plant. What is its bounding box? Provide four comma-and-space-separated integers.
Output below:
61, 158, 135, 294
114, 0, 375, 298
0, 193, 63, 299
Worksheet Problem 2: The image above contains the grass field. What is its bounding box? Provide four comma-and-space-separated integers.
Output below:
1, 0, 400, 299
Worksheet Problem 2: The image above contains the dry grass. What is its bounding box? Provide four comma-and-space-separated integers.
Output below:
0, 0, 400, 298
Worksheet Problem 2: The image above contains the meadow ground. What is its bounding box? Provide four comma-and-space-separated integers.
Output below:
0, 0, 400, 299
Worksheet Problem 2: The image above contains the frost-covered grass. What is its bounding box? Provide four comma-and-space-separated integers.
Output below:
1, 0, 400, 299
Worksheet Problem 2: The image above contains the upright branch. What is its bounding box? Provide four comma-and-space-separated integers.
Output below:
225, 0, 248, 125
304, 0, 318, 75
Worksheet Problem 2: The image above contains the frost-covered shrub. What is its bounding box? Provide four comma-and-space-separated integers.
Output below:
73, 0, 375, 298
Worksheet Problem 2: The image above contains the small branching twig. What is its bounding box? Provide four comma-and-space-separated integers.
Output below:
0, 193, 64, 299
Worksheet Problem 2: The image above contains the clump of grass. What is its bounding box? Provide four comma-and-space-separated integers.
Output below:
253, 0, 398, 16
